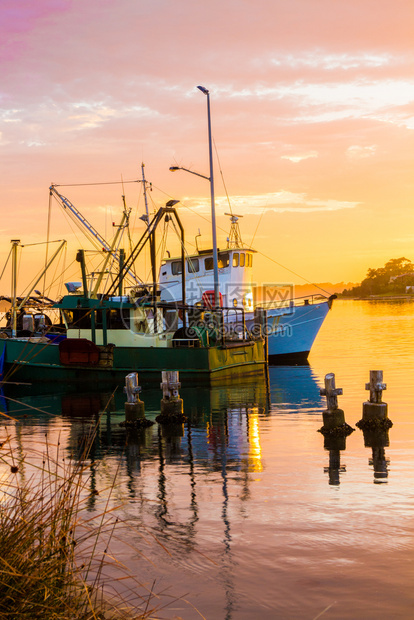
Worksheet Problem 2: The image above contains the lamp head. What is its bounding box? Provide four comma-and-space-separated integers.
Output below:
169, 166, 180, 172
197, 85, 209, 95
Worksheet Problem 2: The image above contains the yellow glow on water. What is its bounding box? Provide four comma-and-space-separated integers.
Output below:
248, 408, 263, 473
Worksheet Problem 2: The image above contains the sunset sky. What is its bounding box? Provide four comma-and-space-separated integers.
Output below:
1, 0, 414, 296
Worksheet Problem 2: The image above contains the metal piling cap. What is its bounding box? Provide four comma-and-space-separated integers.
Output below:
365, 370, 387, 404
320, 373, 343, 411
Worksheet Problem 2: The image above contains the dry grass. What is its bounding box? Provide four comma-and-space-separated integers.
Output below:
0, 423, 163, 620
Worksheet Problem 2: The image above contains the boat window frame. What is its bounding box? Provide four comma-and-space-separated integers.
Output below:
187, 257, 200, 273
218, 253, 229, 269
205, 257, 214, 271
171, 261, 182, 275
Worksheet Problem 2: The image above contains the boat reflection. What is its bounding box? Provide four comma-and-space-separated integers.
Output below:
268, 364, 323, 411
1, 374, 269, 476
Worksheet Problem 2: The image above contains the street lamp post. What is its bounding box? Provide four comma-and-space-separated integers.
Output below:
170, 86, 220, 308
197, 86, 220, 309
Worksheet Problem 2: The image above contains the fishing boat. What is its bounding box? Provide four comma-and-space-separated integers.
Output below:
159, 213, 335, 364
0, 204, 266, 387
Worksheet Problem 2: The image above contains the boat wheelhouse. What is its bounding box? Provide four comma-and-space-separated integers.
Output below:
158, 214, 335, 364
160, 246, 255, 311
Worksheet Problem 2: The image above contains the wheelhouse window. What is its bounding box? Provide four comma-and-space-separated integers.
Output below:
171, 261, 183, 275
63, 308, 129, 329
233, 253, 239, 267
218, 253, 229, 268
107, 308, 129, 329
205, 257, 213, 271
187, 258, 199, 273
63, 309, 91, 329
239, 253, 245, 267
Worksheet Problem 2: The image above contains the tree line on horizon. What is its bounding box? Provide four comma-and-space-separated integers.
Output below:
342, 257, 414, 297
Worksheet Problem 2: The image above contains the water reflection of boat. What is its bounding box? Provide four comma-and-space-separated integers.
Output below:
1, 364, 324, 422
268, 364, 324, 411
1, 374, 267, 458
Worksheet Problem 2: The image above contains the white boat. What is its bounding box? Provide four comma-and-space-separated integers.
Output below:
159, 214, 335, 364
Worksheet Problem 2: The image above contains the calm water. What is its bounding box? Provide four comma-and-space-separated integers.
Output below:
1, 299, 414, 619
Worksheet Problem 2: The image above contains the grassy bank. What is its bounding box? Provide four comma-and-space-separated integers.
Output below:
0, 422, 161, 620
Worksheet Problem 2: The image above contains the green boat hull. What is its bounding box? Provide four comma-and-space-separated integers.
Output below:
0, 337, 266, 387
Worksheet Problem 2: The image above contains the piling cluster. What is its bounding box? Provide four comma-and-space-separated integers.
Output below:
318, 370, 393, 485
120, 370, 187, 430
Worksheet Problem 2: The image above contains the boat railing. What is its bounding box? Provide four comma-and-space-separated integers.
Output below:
256, 293, 329, 311
151, 301, 253, 347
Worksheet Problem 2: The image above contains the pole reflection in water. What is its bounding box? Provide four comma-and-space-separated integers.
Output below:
322, 434, 347, 486
219, 411, 235, 620
363, 428, 390, 484
187, 420, 199, 529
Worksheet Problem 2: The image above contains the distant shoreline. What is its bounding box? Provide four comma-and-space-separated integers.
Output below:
339, 294, 414, 301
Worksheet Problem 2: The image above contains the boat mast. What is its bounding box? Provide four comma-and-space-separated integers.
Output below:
197, 86, 220, 309
10, 239, 20, 337
138, 163, 157, 299
141, 163, 151, 226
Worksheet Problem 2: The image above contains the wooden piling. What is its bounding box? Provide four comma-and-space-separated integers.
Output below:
318, 373, 354, 436
121, 372, 153, 428
156, 371, 187, 424
320, 373, 345, 429
362, 370, 388, 420
356, 370, 392, 431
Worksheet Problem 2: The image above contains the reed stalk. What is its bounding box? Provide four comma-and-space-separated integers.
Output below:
0, 422, 160, 620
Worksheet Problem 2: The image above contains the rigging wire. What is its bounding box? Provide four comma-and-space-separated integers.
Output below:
57, 243, 68, 298
52, 180, 141, 187
213, 139, 233, 215
19, 241, 63, 248
42, 190, 52, 307
0, 248, 12, 284
250, 205, 266, 248
170, 219, 204, 294
46, 246, 66, 302
242, 240, 332, 296
152, 183, 331, 296
43, 258, 77, 293
17, 242, 66, 300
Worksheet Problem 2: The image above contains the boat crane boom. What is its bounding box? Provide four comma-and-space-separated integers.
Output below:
49, 185, 142, 289
49, 185, 114, 252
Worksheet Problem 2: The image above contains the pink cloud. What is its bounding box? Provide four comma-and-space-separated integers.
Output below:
1, 0, 70, 61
